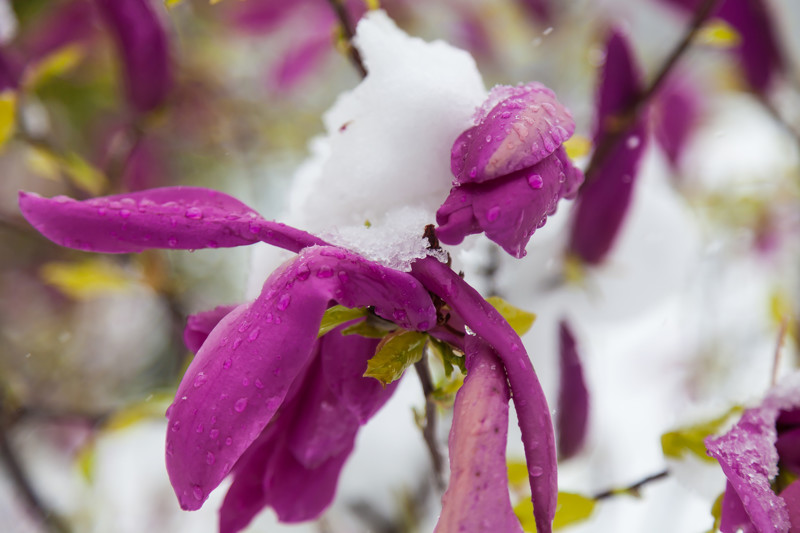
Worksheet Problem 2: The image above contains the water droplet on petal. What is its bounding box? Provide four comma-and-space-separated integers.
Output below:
487, 206, 500, 222
254, 378, 265, 389
277, 294, 291, 310
193, 373, 207, 388
485, 134, 493, 143
168, 237, 178, 247
296, 264, 310, 281
195, 423, 204, 433
232, 338, 242, 350
248, 327, 260, 341
209, 429, 219, 439
242, 377, 249, 386
527, 174, 544, 189
234, 398, 248, 412
222, 358, 232, 369
192, 485, 203, 500
225, 437, 233, 446
97, 207, 107, 216
171, 421, 181, 432
119, 209, 131, 219
206, 452, 215, 465
317, 265, 333, 278
626, 135, 641, 149
185, 207, 203, 219
530, 466, 544, 477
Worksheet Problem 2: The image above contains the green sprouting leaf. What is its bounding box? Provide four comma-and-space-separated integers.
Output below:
514, 492, 596, 532
431, 374, 463, 408
486, 296, 536, 336
318, 305, 368, 337
661, 406, 743, 462
705, 492, 724, 533
364, 330, 427, 385
341, 319, 391, 339
428, 336, 465, 376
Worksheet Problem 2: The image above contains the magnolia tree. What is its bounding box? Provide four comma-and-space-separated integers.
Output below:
1, 1, 799, 533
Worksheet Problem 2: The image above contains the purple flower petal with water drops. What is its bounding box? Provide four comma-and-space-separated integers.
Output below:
438, 82, 583, 258
567, 29, 648, 266
411, 257, 557, 533
438, 145, 582, 257
705, 374, 800, 533
18, 187, 326, 254
659, 0, 784, 92
94, 0, 172, 113
166, 246, 436, 510
557, 320, 589, 461
184, 305, 239, 354
434, 336, 523, 533
320, 325, 398, 424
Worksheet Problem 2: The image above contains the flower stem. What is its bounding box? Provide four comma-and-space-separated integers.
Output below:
583, 0, 721, 182
592, 469, 669, 500
413, 356, 445, 490
327, 0, 368, 79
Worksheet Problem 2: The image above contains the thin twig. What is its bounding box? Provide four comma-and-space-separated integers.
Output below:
592, 469, 669, 501
326, 0, 368, 79
413, 357, 445, 490
0, 399, 72, 533
583, 0, 721, 181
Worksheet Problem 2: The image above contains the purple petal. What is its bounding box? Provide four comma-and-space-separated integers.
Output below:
568, 29, 648, 265
719, 481, 757, 533
23, 0, 96, 64
438, 146, 583, 258
269, 32, 331, 92
435, 336, 523, 533
411, 257, 557, 533
518, 0, 553, 24
556, 320, 589, 461
184, 305, 239, 354
19, 187, 325, 254
652, 73, 703, 170
451, 83, 575, 184
94, 0, 172, 112
776, 427, 800, 477
287, 354, 359, 468
780, 480, 800, 532
320, 325, 398, 424
167, 247, 436, 510
227, 0, 305, 35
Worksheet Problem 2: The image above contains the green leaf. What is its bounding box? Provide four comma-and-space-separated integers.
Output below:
0, 91, 16, 150
486, 296, 536, 336
364, 330, 427, 385
661, 406, 742, 462
514, 492, 596, 532
318, 305, 368, 337
705, 492, 724, 533
428, 336, 465, 376
341, 319, 391, 339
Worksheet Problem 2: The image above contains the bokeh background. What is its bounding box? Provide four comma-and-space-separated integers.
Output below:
1, 0, 799, 532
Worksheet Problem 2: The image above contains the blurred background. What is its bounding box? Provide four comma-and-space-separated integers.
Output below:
0, 0, 799, 532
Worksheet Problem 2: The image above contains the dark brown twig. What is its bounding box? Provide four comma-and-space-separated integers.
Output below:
413, 357, 445, 490
583, 0, 721, 181
326, 0, 368, 79
592, 469, 669, 500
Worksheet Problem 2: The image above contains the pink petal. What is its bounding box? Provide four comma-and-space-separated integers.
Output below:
556, 320, 589, 461
184, 305, 239, 354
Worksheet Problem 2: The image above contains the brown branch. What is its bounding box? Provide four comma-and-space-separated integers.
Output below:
593, 469, 669, 501
413, 357, 445, 490
327, 0, 368, 79
584, 0, 721, 182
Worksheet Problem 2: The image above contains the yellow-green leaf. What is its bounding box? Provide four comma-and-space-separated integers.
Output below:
563, 134, 591, 159
23, 44, 85, 89
25, 146, 61, 180
60, 151, 108, 196
165, 0, 183, 6
661, 406, 743, 462
103, 392, 174, 431
705, 492, 724, 533
40, 258, 135, 300
698, 19, 741, 49
487, 296, 536, 336
341, 319, 391, 339
364, 330, 427, 385
76, 441, 96, 483
428, 336, 465, 376
507, 459, 529, 488
318, 305, 368, 337
514, 492, 596, 532
0, 90, 16, 149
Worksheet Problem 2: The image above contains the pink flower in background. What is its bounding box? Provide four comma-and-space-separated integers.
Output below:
437, 82, 583, 258
568, 29, 648, 266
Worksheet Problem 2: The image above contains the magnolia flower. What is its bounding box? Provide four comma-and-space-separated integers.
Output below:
20, 186, 558, 533
705, 372, 800, 533
436, 82, 584, 258
567, 29, 648, 266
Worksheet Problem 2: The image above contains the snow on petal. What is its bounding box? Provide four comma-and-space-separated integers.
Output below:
434, 336, 523, 533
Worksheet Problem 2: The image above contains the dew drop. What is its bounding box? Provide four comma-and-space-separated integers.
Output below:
97, 207, 107, 216
168, 237, 178, 247
500, 111, 511, 119
222, 358, 232, 370
119, 209, 131, 219
192, 485, 203, 500
206, 452, 215, 465
485, 134, 493, 143
626, 135, 641, 149
225, 437, 233, 446
195, 423, 204, 434
185, 207, 203, 219
234, 398, 248, 412
527, 174, 544, 189
193, 373, 207, 388
248, 327, 260, 341
277, 294, 291, 311
242, 377, 249, 386
232, 338, 242, 350
469, 166, 478, 178
171, 421, 181, 432
487, 206, 500, 222
209, 429, 219, 439
530, 466, 544, 477
296, 264, 310, 281
392, 309, 407, 322
317, 265, 333, 278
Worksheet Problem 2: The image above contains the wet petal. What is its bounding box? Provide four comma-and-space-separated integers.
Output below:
184, 305, 239, 354
95, 0, 172, 112
719, 481, 757, 533
167, 246, 436, 510
435, 336, 523, 533
556, 320, 589, 461
568, 29, 648, 265
320, 325, 398, 424
451, 83, 576, 184
19, 187, 325, 254
412, 257, 557, 533
780, 480, 800, 533
652, 73, 703, 170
